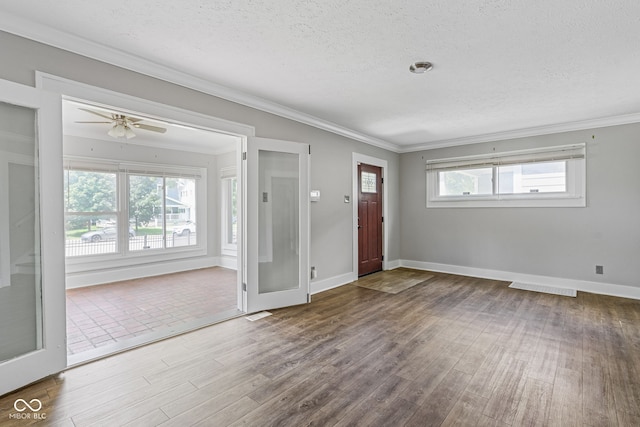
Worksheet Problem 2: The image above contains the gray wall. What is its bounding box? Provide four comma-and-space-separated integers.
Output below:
400, 124, 640, 288
0, 30, 401, 284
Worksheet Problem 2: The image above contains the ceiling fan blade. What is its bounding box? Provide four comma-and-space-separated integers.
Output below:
75, 121, 112, 124
126, 116, 144, 123
133, 123, 167, 133
79, 108, 114, 120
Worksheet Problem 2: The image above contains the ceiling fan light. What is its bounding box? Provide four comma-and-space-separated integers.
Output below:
108, 123, 126, 138
124, 126, 136, 139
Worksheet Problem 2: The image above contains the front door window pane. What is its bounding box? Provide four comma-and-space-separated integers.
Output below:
361, 171, 377, 193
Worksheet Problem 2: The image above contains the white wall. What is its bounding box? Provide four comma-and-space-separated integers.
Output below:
400, 124, 640, 293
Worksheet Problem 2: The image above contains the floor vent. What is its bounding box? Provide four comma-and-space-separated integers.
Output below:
509, 282, 577, 297
245, 311, 272, 321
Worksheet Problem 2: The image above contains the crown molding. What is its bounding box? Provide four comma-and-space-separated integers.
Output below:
0, 14, 400, 153
399, 112, 640, 153
3, 15, 640, 155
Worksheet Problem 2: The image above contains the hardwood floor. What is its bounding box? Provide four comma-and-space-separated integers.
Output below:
2, 270, 640, 426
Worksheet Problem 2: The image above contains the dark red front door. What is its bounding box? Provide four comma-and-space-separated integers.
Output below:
358, 163, 383, 276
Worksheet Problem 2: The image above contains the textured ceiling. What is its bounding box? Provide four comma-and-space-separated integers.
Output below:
1, 1, 640, 151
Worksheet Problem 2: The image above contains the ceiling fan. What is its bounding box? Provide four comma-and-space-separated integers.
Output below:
76, 108, 167, 139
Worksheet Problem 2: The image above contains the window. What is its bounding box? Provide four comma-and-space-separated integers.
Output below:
64, 160, 204, 258
361, 171, 377, 193
439, 167, 493, 196
64, 168, 119, 256
426, 144, 586, 208
128, 175, 198, 250
221, 168, 238, 255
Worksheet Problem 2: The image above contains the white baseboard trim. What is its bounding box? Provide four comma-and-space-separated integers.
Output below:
311, 272, 357, 295
400, 259, 640, 301
218, 255, 238, 270
310, 260, 402, 295
385, 259, 402, 270
66, 257, 218, 289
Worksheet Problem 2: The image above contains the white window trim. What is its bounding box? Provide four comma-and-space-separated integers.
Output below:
221, 167, 237, 257
426, 144, 586, 208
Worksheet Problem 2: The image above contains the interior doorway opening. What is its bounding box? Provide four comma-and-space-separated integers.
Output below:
62, 98, 243, 364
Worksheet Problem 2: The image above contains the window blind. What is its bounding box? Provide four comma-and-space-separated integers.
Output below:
220, 166, 237, 179
120, 162, 204, 179
425, 144, 585, 172
63, 158, 119, 173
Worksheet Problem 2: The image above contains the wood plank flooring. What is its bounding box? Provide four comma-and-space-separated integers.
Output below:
2, 270, 640, 426
355, 268, 433, 294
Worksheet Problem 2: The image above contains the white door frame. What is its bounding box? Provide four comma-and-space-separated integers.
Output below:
36, 72, 255, 313
352, 153, 389, 276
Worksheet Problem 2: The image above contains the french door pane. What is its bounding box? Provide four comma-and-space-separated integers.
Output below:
0, 102, 42, 362
258, 151, 300, 294
0, 80, 66, 397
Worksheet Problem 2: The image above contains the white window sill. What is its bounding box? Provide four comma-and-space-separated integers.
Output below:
427, 195, 586, 208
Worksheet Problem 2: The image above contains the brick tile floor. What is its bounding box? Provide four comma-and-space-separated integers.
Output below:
66, 267, 237, 356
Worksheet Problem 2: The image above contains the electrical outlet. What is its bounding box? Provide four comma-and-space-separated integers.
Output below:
596, 265, 604, 275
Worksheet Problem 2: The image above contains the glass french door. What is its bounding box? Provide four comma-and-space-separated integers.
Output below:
243, 137, 310, 313
0, 79, 66, 396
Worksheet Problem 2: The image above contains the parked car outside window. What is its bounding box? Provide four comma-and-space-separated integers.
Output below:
81, 227, 136, 242
172, 221, 196, 236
